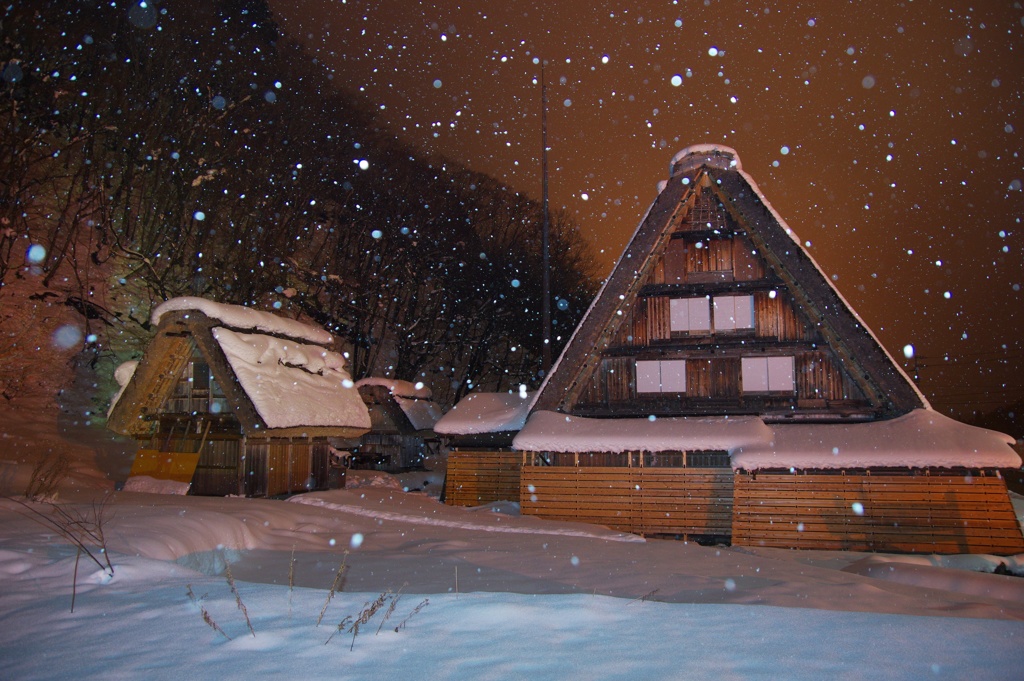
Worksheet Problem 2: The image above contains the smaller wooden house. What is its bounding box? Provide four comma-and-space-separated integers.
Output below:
107, 297, 371, 497
435, 390, 532, 507
351, 378, 444, 472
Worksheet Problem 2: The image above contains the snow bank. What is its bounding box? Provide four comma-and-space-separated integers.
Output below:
122, 475, 190, 495
513, 411, 772, 453
290, 494, 645, 542
732, 409, 1021, 470
434, 391, 532, 435
213, 327, 370, 430
152, 296, 333, 345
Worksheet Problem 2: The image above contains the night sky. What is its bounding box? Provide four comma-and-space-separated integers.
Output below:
269, 1, 1023, 419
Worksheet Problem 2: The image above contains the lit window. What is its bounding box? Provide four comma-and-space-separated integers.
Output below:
669, 297, 710, 332
714, 295, 754, 331
636, 359, 687, 393
741, 356, 795, 392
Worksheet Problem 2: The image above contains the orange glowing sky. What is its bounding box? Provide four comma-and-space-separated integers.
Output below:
271, 1, 1024, 418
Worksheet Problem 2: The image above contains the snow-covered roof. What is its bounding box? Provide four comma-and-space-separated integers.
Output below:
393, 396, 445, 432
434, 391, 533, 435
512, 408, 1019, 471
355, 377, 444, 431
213, 327, 370, 431
152, 296, 333, 346
732, 409, 1021, 471
512, 411, 772, 453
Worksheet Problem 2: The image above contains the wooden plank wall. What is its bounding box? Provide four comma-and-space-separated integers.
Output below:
245, 441, 318, 497
191, 439, 241, 496
444, 450, 522, 507
520, 467, 733, 537
733, 472, 1024, 554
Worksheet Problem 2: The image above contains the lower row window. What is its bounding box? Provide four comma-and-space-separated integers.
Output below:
635, 356, 795, 393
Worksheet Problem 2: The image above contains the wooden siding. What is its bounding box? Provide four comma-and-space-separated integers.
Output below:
520, 466, 733, 537
644, 295, 670, 342
732, 472, 1024, 554
192, 439, 242, 496
109, 335, 195, 436
687, 357, 741, 399
796, 351, 861, 402
444, 450, 522, 507
753, 291, 811, 341
244, 440, 330, 497
355, 432, 426, 472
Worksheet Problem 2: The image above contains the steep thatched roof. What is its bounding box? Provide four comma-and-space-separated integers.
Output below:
107, 298, 370, 439
531, 145, 926, 417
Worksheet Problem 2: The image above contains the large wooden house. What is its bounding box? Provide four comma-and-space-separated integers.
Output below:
447, 145, 1024, 554
107, 297, 370, 496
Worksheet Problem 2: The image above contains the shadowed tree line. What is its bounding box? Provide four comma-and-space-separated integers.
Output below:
0, 0, 598, 406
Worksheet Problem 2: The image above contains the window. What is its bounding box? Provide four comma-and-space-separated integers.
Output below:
713, 295, 754, 331
636, 359, 687, 393
669, 297, 710, 333
669, 295, 754, 334
741, 356, 795, 392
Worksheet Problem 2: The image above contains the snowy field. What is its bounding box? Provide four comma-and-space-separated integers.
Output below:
2, 398, 1023, 680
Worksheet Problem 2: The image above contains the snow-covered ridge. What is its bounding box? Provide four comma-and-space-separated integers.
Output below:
152, 296, 333, 346
670, 143, 742, 173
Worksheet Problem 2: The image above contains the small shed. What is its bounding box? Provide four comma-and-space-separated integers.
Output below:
107, 297, 371, 496
435, 390, 533, 507
351, 378, 445, 472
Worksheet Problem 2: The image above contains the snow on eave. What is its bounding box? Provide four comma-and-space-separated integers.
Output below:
355, 376, 433, 400
152, 296, 333, 346
731, 408, 1020, 471
393, 395, 445, 432
106, 360, 138, 416
512, 410, 773, 454
434, 391, 533, 435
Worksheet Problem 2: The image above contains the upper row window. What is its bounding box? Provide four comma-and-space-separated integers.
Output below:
669, 295, 754, 333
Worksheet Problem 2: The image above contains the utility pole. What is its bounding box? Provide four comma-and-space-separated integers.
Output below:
540, 61, 552, 373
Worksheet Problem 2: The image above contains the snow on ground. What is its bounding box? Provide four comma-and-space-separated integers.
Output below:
2, 398, 1024, 679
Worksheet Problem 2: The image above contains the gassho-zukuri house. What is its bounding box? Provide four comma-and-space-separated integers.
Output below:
440, 145, 1024, 555
107, 297, 371, 497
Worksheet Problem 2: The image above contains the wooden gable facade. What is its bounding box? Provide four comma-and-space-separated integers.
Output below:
504, 146, 1023, 554
108, 298, 369, 497
535, 147, 921, 423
